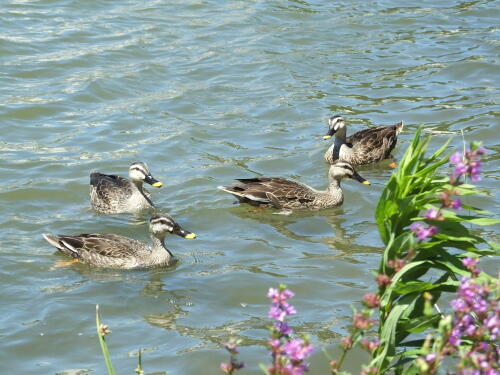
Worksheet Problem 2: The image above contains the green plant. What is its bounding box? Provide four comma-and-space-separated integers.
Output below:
95, 305, 150, 375
96, 305, 117, 375
329, 128, 498, 375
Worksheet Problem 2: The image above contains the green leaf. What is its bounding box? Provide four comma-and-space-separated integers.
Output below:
380, 261, 432, 306
259, 363, 270, 374
400, 362, 426, 375
400, 314, 441, 333
427, 136, 453, 163
96, 305, 117, 375
374, 304, 408, 371
460, 217, 500, 226
392, 281, 436, 294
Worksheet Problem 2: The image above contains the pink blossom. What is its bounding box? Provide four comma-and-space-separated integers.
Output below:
283, 339, 313, 362
362, 293, 380, 308
424, 208, 440, 219
410, 222, 438, 240
451, 198, 462, 210
376, 274, 392, 287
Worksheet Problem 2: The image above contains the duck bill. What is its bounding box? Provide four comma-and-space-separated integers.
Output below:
144, 175, 163, 188
323, 127, 337, 140
173, 225, 196, 239
353, 171, 371, 185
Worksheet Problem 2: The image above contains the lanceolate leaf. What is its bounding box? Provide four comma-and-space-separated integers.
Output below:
380, 261, 431, 306
373, 304, 408, 371
392, 281, 438, 294
458, 217, 500, 226
400, 314, 441, 333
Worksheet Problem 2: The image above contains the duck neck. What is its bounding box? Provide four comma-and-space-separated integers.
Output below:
327, 176, 341, 192
150, 234, 173, 261
326, 177, 344, 204
334, 127, 347, 145
133, 180, 154, 206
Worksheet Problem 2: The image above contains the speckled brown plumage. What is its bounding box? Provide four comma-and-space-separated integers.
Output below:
90, 162, 161, 214
43, 233, 152, 269
218, 161, 370, 211
324, 117, 404, 165
42, 214, 196, 269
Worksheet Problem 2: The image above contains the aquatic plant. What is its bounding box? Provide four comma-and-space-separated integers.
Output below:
95, 305, 150, 375
414, 259, 499, 375
264, 285, 313, 375
96, 305, 117, 375
329, 129, 499, 374
220, 339, 245, 374
219, 284, 314, 375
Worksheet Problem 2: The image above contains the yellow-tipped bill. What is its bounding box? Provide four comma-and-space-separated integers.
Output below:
323, 135, 332, 140
184, 232, 196, 239
362, 180, 371, 185
152, 181, 163, 188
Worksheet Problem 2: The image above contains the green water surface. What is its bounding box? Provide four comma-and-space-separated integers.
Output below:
0, 0, 499, 374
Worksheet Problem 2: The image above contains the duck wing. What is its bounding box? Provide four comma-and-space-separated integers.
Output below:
226, 177, 316, 209
347, 122, 403, 162
90, 172, 133, 202
43, 233, 143, 259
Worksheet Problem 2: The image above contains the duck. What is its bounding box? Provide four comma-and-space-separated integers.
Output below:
42, 214, 196, 269
323, 115, 404, 165
90, 162, 163, 214
218, 161, 370, 211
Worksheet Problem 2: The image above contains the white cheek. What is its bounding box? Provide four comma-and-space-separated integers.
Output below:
130, 171, 144, 180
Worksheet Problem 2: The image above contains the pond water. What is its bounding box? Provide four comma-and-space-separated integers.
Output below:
0, 0, 498, 374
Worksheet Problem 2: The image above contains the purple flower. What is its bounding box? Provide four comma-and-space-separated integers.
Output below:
453, 162, 469, 178
268, 286, 297, 323
476, 146, 486, 155
274, 321, 293, 335
448, 331, 461, 346
451, 198, 462, 210
424, 208, 440, 219
450, 152, 463, 164
462, 257, 478, 269
268, 288, 279, 299
449, 146, 486, 183
447, 261, 499, 373
485, 315, 499, 339
266, 286, 314, 375
283, 338, 314, 362
451, 298, 467, 313
470, 160, 482, 181
410, 222, 438, 240
268, 287, 294, 303
425, 353, 436, 363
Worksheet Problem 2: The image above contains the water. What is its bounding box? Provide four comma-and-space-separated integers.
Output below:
1, 0, 498, 373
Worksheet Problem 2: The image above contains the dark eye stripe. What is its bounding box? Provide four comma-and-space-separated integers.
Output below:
130, 167, 148, 173
151, 219, 173, 226
335, 163, 354, 172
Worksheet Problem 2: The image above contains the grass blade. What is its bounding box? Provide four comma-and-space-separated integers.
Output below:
96, 305, 117, 375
